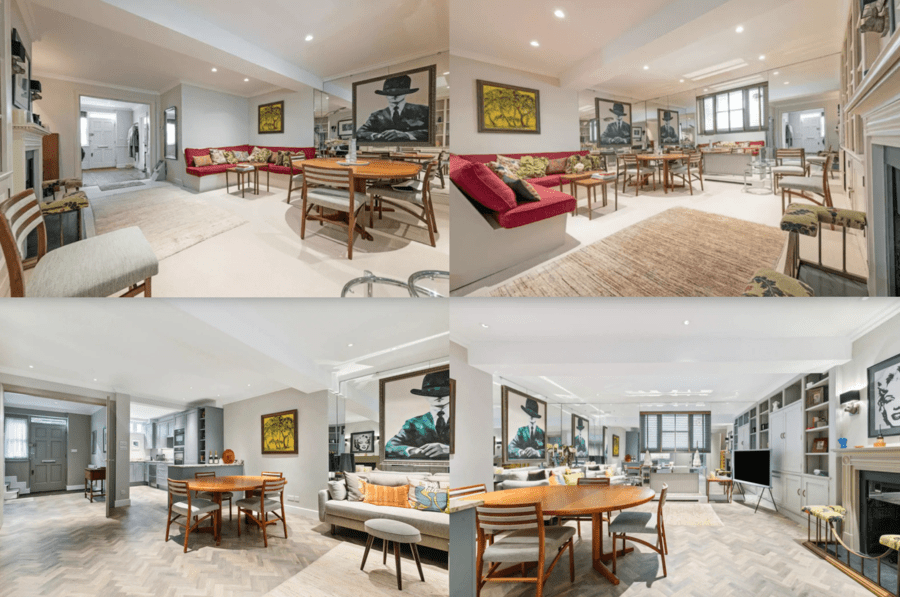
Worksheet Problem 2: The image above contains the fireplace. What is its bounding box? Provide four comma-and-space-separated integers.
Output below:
25, 150, 36, 192
859, 471, 900, 563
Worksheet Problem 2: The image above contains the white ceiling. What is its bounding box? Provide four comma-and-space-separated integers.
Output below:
451, 299, 900, 427
3, 392, 103, 416
0, 300, 448, 409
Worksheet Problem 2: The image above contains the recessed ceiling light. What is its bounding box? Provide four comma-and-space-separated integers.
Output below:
247, 384, 251, 387
244, 78, 249, 82
759, 55, 766, 61
443, 71, 450, 75
554, 9, 565, 18
773, 71, 780, 75
211, 67, 218, 72
784, 81, 790, 85
348, 343, 353, 347
735, 25, 744, 33
28, 365, 33, 368
530, 41, 540, 47
93, 378, 97, 381
305, 35, 314, 41
481, 323, 490, 328
679, 79, 685, 83
643, 65, 649, 70
684, 320, 690, 326
704, 88, 709, 91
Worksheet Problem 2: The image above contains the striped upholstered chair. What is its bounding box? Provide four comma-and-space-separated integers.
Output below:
0, 189, 158, 297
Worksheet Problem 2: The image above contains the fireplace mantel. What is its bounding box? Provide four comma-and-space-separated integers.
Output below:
836, 446, 900, 551
12, 123, 50, 195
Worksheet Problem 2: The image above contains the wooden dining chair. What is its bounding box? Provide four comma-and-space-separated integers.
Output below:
300, 163, 365, 259
779, 154, 834, 213
559, 477, 611, 538
772, 148, 807, 192
609, 483, 668, 578
476, 501, 575, 597
194, 471, 233, 521
669, 152, 704, 195
365, 160, 438, 247
165, 479, 221, 553
450, 484, 487, 499
620, 154, 656, 196
235, 477, 288, 548
245, 471, 283, 501
286, 157, 306, 204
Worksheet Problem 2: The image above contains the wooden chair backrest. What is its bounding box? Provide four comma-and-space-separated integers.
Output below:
263, 477, 287, 496
194, 471, 215, 479
261, 471, 283, 478
776, 148, 806, 168
290, 158, 306, 177
302, 164, 354, 190
476, 502, 544, 537
0, 189, 46, 297
450, 484, 487, 499
577, 476, 611, 486
621, 154, 639, 167
689, 153, 702, 167
168, 479, 190, 498
658, 483, 668, 519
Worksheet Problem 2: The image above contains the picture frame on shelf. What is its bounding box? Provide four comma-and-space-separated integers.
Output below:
809, 387, 825, 406
868, 352, 900, 437
811, 437, 828, 453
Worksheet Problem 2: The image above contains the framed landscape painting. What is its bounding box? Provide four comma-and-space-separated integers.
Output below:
571, 414, 589, 458
502, 386, 547, 464
868, 352, 900, 437
478, 80, 541, 134
380, 365, 452, 463
613, 434, 620, 457
353, 64, 436, 147
338, 119, 354, 138
596, 98, 631, 147
658, 109, 680, 146
258, 101, 284, 134
261, 409, 298, 454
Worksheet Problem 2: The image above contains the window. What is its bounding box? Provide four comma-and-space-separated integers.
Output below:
640, 412, 711, 453
4, 417, 28, 460
698, 84, 768, 135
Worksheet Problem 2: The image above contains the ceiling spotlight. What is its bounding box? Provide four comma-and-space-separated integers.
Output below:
348, 343, 354, 347
679, 79, 685, 83
244, 78, 250, 82
759, 55, 766, 61
735, 25, 744, 33
211, 67, 218, 72
684, 320, 690, 326
93, 378, 98, 382
305, 35, 314, 41
643, 65, 649, 70
773, 71, 780, 75
443, 71, 450, 75
784, 81, 790, 85
554, 9, 565, 18
481, 323, 490, 328
28, 365, 33, 368
247, 384, 251, 387
531, 41, 540, 47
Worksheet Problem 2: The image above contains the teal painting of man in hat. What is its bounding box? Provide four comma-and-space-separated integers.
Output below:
508, 396, 546, 460
385, 370, 451, 460
599, 101, 632, 146
357, 73, 430, 143
572, 416, 588, 457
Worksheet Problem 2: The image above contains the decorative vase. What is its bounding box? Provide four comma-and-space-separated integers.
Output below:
874, 435, 887, 448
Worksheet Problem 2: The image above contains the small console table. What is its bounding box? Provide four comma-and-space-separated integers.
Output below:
84, 467, 106, 502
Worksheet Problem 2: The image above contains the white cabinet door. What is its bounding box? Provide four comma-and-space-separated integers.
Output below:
804, 477, 829, 507
738, 424, 750, 451
784, 473, 802, 514
784, 403, 803, 474
770, 410, 785, 471
771, 472, 784, 505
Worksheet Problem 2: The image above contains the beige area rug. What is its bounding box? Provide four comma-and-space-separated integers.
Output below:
91, 186, 247, 260
490, 207, 786, 297
264, 542, 448, 597
625, 502, 723, 527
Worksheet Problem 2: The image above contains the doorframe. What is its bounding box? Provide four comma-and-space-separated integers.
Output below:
28, 416, 68, 494
85, 114, 117, 170
76, 94, 158, 182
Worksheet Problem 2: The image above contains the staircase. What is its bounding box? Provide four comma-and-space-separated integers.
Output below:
4, 476, 26, 501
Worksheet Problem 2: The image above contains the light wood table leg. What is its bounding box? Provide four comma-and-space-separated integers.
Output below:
592, 512, 625, 585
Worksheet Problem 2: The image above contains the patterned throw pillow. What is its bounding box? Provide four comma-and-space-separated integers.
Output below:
487, 163, 541, 203
363, 482, 410, 508
563, 472, 584, 486
222, 150, 239, 165
548, 474, 559, 486
235, 150, 250, 162
192, 154, 213, 167
249, 147, 271, 163
268, 149, 279, 164
546, 157, 568, 175
517, 156, 550, 179
589, 155, 605, 171
209, 148, 227, 165
565, 155, 593, 174
407, 478, 449, 513
496, 154, 521, 174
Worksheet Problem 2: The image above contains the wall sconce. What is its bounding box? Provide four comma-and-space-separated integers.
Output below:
841, 390, 861, 415
30, 80, 41, 101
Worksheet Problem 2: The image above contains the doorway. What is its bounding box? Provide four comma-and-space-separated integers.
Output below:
79, 96, 152, 190
781, 108, 826, 155
29, 417, 67, 493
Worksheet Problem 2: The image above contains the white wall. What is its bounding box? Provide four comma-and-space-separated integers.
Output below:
181, 84, 249, 151
1, 383, 5, 529
223, 388, 328, 516
247, 88, 315, 148
834, 311, 900, 449
605, 426, 628, 471
450, 341, 494, 491
450, 54, 580, 155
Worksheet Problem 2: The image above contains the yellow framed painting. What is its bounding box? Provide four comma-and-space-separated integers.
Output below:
477, 80, 541, 134
258, 100, 284, 134
261, 409, 297, 454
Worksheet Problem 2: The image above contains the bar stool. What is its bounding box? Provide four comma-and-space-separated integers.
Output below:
880, 535, 899, 597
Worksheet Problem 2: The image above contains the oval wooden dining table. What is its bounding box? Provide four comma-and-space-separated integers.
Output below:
466, 484, 655, 585
635, 153, 689, 194
185, 476, 286, 545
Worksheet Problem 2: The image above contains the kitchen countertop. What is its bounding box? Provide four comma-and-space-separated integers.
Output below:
167, 463, 244, 468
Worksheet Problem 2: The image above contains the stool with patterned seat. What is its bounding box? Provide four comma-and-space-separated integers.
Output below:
802, 505, 845, 551
743, 268, 815, 297
781, 203, 868, 285
40, 192, 91, 247
881, 535, 900, 597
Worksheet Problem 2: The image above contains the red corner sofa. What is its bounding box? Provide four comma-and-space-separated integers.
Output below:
182, 145, 316, 193
449, 151, 587, 292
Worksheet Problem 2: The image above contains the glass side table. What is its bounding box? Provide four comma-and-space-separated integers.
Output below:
743, 162, 773, 195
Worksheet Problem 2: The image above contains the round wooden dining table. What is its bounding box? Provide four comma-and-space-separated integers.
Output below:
466, 484, 655, 585
635, 154, 689, 194
185, 475, 286, 545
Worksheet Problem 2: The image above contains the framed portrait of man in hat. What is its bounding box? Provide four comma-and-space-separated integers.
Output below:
658, 109, 680, 146
380, 365, 453, 463
571, 415, 589, 458
596, 98, 632, 147
502, 386, 547, 464
353, 65, 436, 147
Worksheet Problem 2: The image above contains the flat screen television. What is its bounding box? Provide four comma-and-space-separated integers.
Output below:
732, 450, 771, 489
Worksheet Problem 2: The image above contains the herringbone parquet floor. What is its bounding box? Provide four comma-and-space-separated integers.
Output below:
0, 486, 447, 597
480, 500, 876, 597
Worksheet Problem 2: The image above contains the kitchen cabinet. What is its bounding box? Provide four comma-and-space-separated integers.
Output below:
770, 402, 802, 474
803, 476, 829, 507
185, 409, 199, 464
175, 413, 185, 431
156, 464, 168, 490
784, 473, 802, 514
737, 424, 750, 451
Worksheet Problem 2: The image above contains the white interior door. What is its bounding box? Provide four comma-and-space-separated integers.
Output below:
798, 110, 825, 156
88, 118, 116, 169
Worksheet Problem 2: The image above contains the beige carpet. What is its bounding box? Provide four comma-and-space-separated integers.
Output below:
264, 542, 448, 597
490, 207, 786, 297
625, 502, 723, 527
91, 186, 248, 260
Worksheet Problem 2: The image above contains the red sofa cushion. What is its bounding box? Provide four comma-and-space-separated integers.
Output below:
457, 151, 588, 165
186, 164, 233, 177
527, 174, 563, 188
450, 155, 517, 213
183, 146, 315, 176
266, 165, 294, 175
497, 185, 576, 229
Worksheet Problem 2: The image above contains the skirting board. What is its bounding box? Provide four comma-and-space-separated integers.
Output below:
284, 503, 318, 519
115, 499, 131, 507
66, 484, 83, 491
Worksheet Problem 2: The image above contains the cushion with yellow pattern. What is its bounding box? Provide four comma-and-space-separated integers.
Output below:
222, 150, 239, 165
563, 472, 584, 486
817, 207, 867, 231
880, 535, 900, 550
781, 204, 820, 237
407, 478, 448, 513
249, 147, 272, 164
209, 148, 228, 165
487, 162, 541, 203
565, 155, 593, 174
517, 156, 550, 179
193, 154, 213, 167
801, 505, 845, 522
742, 269, 814, 298
363, 481, 410, 508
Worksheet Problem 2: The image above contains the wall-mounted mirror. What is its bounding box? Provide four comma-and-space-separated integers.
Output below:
164, 107, 177, 160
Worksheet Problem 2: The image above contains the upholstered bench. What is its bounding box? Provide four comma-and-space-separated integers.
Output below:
781, 204, 867, 283
742, 269, 815, 297
802, 505, 845, 549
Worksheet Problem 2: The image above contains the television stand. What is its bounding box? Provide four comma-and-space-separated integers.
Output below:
733, 482, 778, 514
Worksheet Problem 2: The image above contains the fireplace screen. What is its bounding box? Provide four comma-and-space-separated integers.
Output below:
860, 471, 900, 565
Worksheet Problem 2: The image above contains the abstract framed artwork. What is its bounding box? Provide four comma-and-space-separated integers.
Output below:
260, 409, 298, 454
596, 98, 632, 147
502, 386, 547, 465
350, 430, 375, 454
571, 414, 589, 458
258, 100, 284, 135
380, 365, 452, 463
353, 64, 436, 146
633, 126, 644, 141
868, 352, 900, 437
477, 80, 541, 134
337, 119, 354, 138
658, 109, 680, 146
92, 430, 97, 455
613, 434, 620, 457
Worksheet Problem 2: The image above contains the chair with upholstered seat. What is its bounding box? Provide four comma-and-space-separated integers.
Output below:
299, 163, 366, 259
669, 152, 704, 195
476, 501, 575, 597
365, 160, 438, 247
165, 479, 221, 553
619, 154, 656, 196
235, 477, 288, 547
194, 471, 233, 521
779, 154, 834, 212
610, 483, 668, 578
559, 477, 611, 538
772, 148, 807, 192
450, 484, 487, 499
286, 157, 306, 204
0, 189, 158, 297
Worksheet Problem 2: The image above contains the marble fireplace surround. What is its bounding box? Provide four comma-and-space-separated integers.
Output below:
838, 446, 900, 551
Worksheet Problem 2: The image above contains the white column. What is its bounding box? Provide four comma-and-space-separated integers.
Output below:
450, 341, 494, 490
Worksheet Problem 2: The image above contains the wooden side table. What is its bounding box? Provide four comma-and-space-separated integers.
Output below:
85, 467, 106, 502
574, 177, 618, 219
226, 165, 258, 198
559, 172, 594, 196
706, 476, 733, 503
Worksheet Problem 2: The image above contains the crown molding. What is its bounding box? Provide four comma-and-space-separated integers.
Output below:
32, 71, 161, 97
14, 0, 39, 43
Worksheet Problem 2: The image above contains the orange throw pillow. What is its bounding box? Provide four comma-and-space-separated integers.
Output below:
363, 482, 410, 508
548, 474, 559, 485
193, 154, 213, 167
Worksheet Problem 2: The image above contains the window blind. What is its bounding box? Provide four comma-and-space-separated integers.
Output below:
698, 84, 768, 135
640, 412, 711, 453
4, 416, 28, 460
